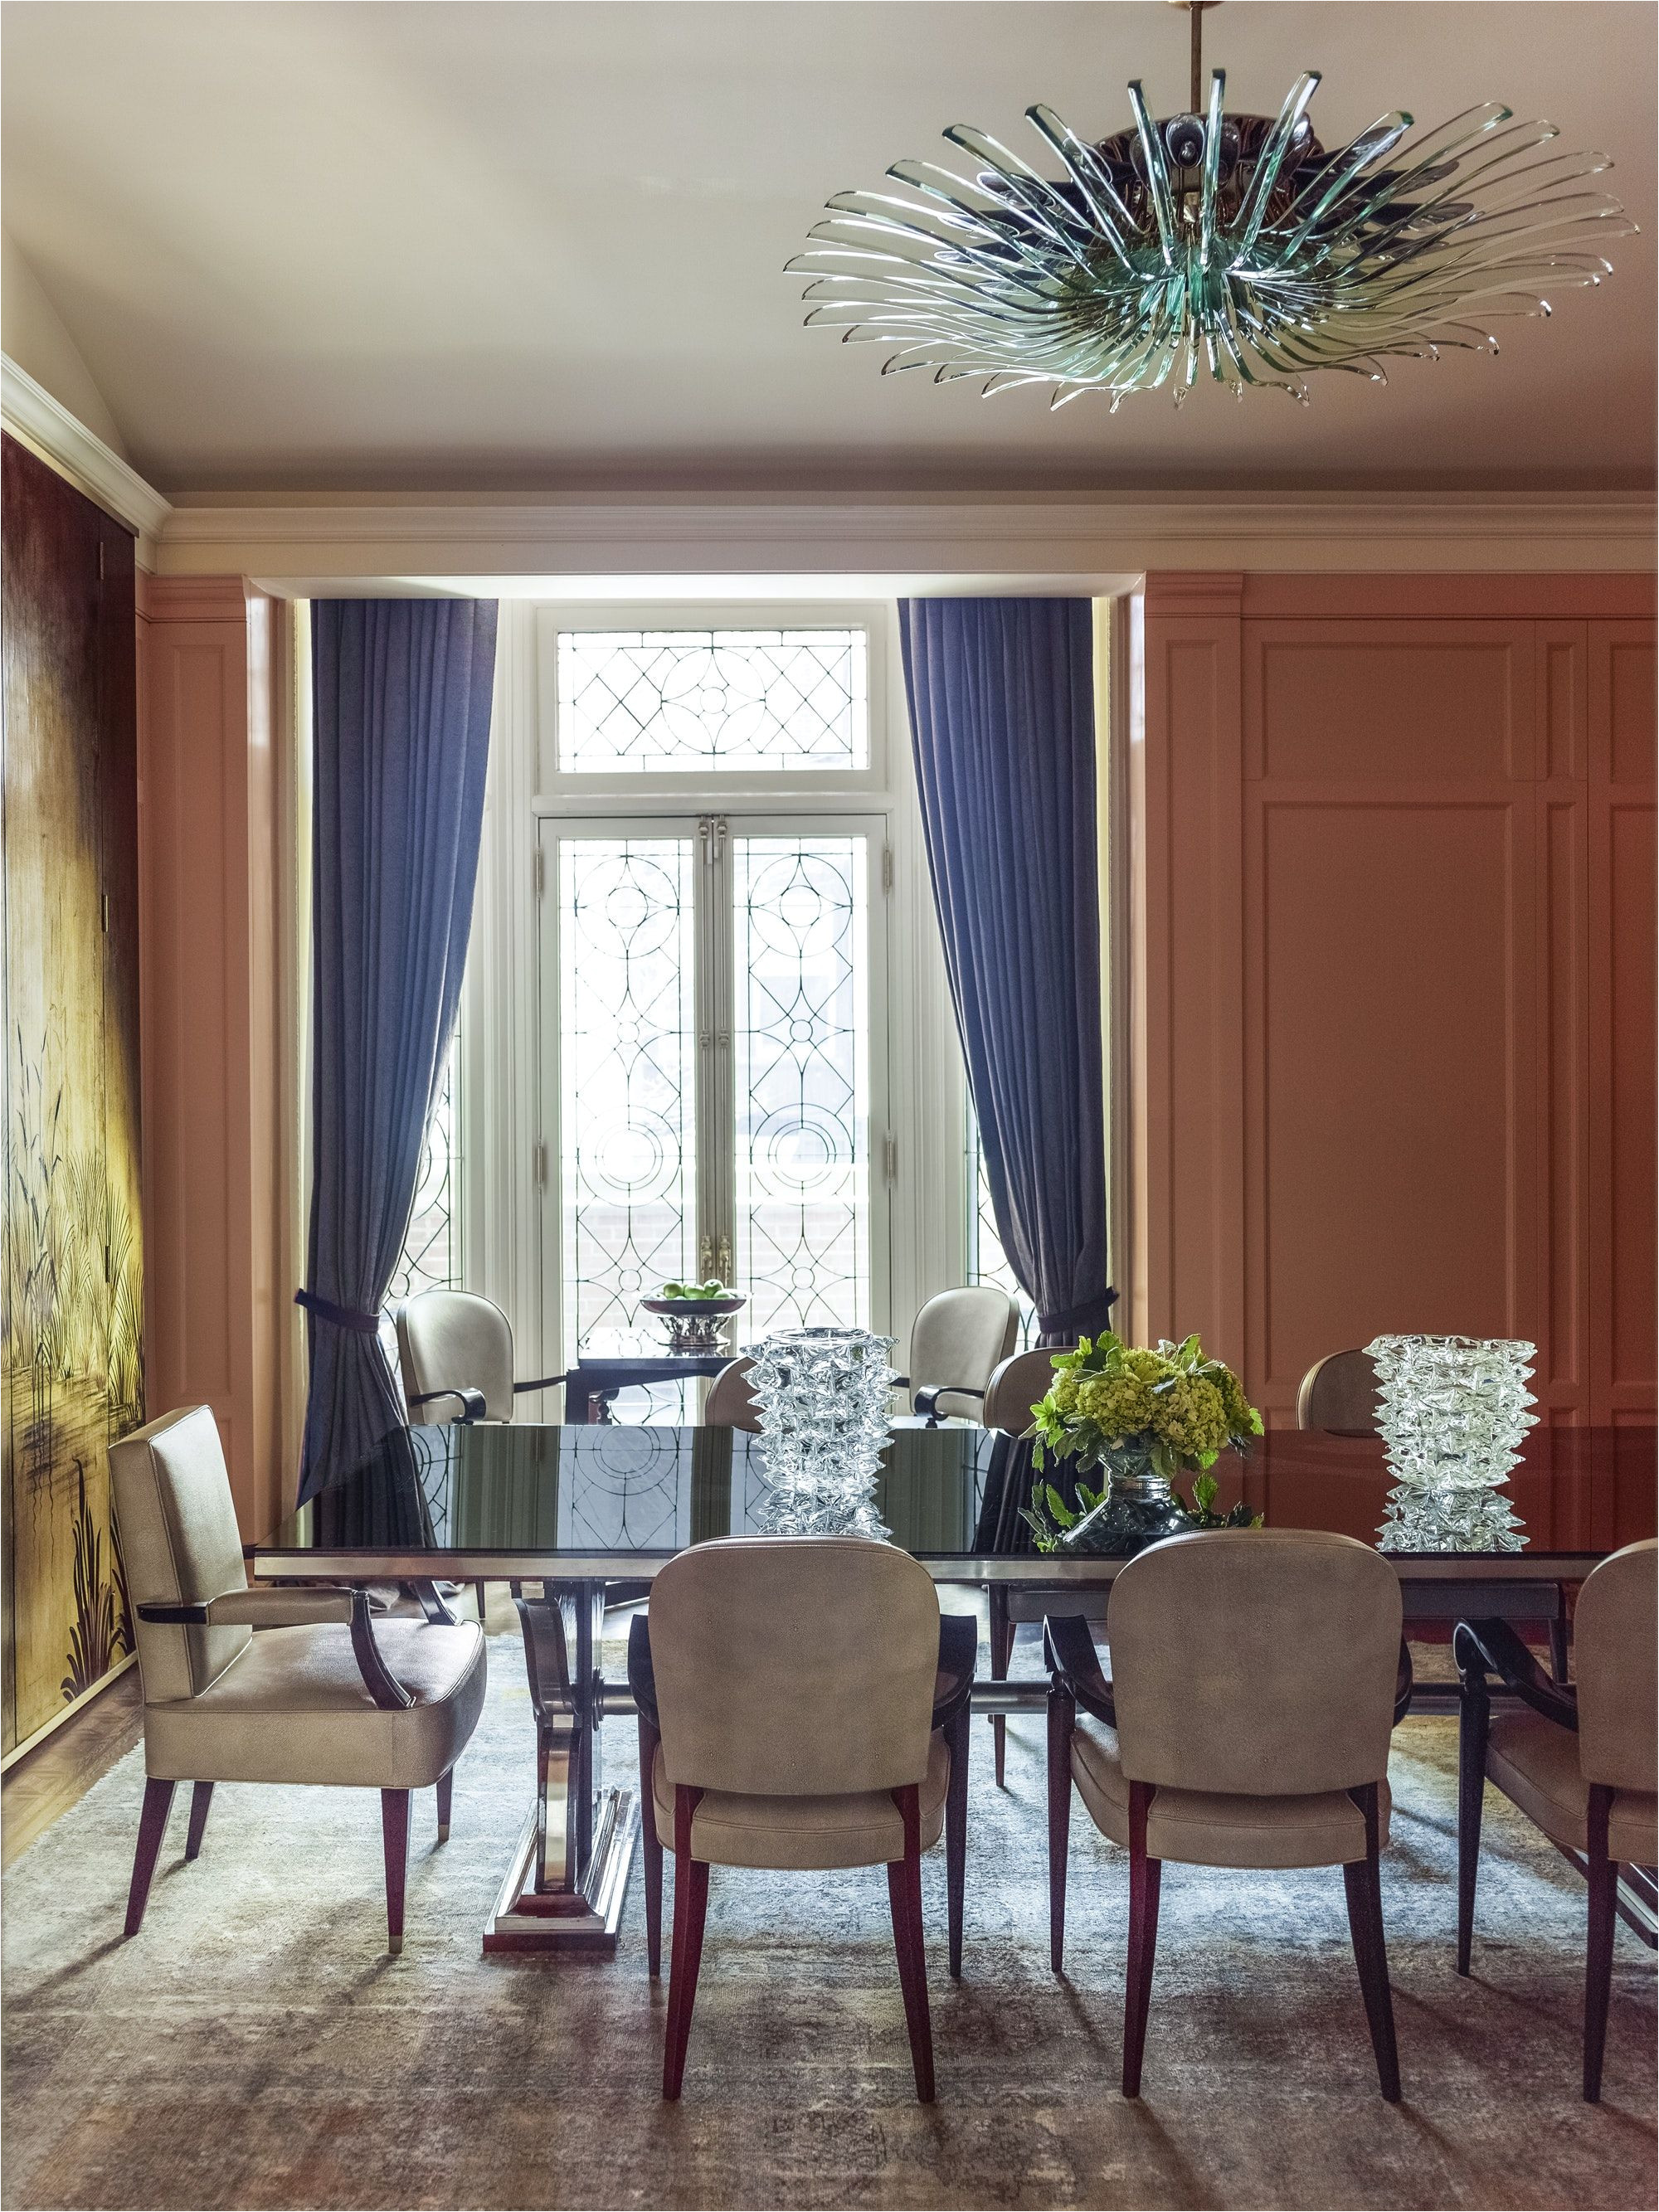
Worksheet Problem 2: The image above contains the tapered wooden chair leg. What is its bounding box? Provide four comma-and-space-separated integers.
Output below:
1343, 1785, 1401, 2102
945, 1708, 969, 1979
989, 1588, 1014, 1789
124, 1777, 177, 1937
183, 1781, 214, 1862
1121, 1782, 1160, 2098
1456, 1678, 1489, 1976
381, 1788, 411, 1955
1584, 1787, 1616, 2103
664, 1786, 708, 2098
1047, 1685, 1073, 1973
640, 1719, 664, 1979
435, 1768, 453, 1843
885, 1784, 935, 2103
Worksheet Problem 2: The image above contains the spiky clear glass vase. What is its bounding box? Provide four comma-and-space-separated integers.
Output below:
745, 1326, 896, 1539
1368, 1334, 1537, 1552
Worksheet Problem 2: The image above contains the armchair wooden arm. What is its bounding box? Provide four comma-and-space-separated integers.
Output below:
136, 1588, 416, 1711
1454, 1616, 1578, 1730
406, 1384, 489, 1422
1044, 1611, 1116, 1726
513, 1374, 566, 1398
912, 1384, 986, 1426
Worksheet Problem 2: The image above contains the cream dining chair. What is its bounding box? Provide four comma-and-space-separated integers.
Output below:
1295, 1347, 1380, 1433
394, 1287, 562, 1423
109, 1405, 487, 1953
1047, 1529, 1409, 2101
626, 1535, 976, 2102
899, 1286, 1020, 1423
702, 1356, 761, 1431
1455, 1538, 1658, 2101
981, 1344, 1082, 1787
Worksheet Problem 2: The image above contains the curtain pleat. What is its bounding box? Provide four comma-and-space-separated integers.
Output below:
297, 598, 498, 1506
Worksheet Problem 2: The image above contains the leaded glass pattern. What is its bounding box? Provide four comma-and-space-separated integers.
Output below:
559, 839, 697, 1386
733, 836, 868, 1338
964, 1101, 1035, 1347
556, 630, 868, 775
389, 1036, 461, 1303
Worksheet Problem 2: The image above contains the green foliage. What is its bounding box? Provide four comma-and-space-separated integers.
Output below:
61, 1461, 129, 1701
1028, 1328, 1262, 1478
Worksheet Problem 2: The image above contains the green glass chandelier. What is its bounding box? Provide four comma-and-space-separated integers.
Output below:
788, 0, 1632, 409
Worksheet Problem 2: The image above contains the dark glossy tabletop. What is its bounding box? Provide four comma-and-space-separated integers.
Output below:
256, 1422, 1657, 1582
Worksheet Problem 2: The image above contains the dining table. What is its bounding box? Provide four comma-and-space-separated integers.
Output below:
254, 1419, 1657, 1957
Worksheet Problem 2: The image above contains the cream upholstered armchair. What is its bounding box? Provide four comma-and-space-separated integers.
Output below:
109, 1406, 487, 1953
626, 1536, 976, 2102
1047, 1529, 1409, 2101
981, 1344, 1082, 1787
898, 1286, 1020, 1423
1295, 1347, 1379, 1433
1455, 1538, 1658, 2101
702, 1357, 761, 1431
394, 1287, 562, 1424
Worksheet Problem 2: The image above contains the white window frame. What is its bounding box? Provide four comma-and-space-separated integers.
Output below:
460, 600, 970, 1403
534, 602, 889, 801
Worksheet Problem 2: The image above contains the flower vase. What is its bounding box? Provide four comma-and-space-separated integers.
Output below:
1058, 1456, 1192, 1558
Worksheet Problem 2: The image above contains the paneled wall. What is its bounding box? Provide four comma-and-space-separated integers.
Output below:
137, 576, 282, 1538
1139, 572, 1656, 1429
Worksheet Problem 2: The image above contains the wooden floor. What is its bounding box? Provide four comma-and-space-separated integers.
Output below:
2, 1669, 144, 1869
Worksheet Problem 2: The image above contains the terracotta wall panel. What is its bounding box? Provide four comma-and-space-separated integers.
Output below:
139, 580, 281, 1538
1253, 800, 1531, 1408
1251, 626, 1530, 782
1143, 576, 1653, 1435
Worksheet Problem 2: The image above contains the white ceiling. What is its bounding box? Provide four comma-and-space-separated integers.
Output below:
2, 0, 1653, 498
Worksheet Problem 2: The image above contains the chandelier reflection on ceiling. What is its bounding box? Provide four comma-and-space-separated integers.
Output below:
787, 0, 1632, 410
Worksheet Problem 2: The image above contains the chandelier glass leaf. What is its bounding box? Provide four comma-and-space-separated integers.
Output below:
787, 17, 1632, 411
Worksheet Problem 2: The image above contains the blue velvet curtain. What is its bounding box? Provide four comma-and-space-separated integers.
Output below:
297, 599, 498, 1506
899, 596, 1113, 1346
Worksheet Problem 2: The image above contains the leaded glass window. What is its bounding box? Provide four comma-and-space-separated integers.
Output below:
733, 835, 869, 1337
555, 629, 868, 775
964, 1101, 1034, 1346
389, 1035, 461, 1303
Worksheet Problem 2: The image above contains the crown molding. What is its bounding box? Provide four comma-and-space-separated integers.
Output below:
154, 490, 1657, 580
0, 355, 173, 562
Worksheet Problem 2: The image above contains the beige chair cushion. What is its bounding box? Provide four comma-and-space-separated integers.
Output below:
908, 1287, 1019, 1420
1296, 1349, 1379, 1435
396, 1290, 516, 1424
110, 1406, 253, 1704
1486, 1710, 1658, 1864
983, 1347, 1071, 1436
649, 1537, 940, 1800
1107, 1529, 1401, 1799
1071, 1715, 1389, 1869
143, 1618, 487, 1791
653, 1731, 950, 1870
703, 1358, 761, 1432
1574, 1539, 1658, 1794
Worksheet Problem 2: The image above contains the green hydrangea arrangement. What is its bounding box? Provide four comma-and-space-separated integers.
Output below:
1021, 1330, 1264, 1552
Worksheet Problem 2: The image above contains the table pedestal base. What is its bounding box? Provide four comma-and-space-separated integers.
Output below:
483, 1790, 640, 1952
481, 1578, 640, 1956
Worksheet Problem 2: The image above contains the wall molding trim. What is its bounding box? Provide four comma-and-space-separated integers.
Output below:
0, 354, 173, 560
156, 490, 1657, 582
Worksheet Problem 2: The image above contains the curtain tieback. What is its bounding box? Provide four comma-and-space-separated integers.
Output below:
294, 1288, 383, 1335
1037, 1287, 1120, 1340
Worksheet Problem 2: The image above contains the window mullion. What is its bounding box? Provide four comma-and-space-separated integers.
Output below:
694, 815, 736, 1290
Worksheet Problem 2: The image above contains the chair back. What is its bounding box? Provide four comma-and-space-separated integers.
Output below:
703, 1357, 761, 1432
1574, 1539, 1657, 1794
983, 1346, 1070, 1434
908, 1287, 1019, 1418
1107, 1529, 1401, 1796
1296, 1349, 1379, 1434
396, 1289, 515, 1423
109, 1406, 251, 1704
649, 1536, 940, 1798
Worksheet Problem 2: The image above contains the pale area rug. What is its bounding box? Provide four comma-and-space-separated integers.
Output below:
2, 1616, 1653, 2212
